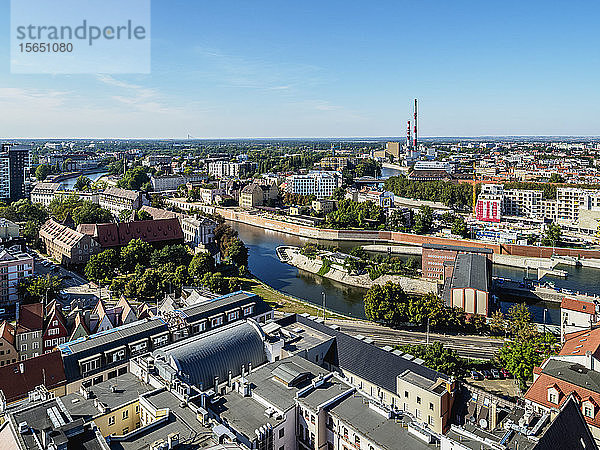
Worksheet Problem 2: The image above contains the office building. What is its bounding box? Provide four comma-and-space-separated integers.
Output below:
286, 171, 340, 199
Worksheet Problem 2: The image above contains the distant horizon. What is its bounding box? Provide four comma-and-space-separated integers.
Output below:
2, 135, 600, 142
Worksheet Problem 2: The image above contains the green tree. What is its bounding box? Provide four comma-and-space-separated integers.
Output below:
451, 217, 468, 238
117, 166, 150, 190
150, 244, 192, 268
19, 274, 62, 304
489, 310, 505, 335
118, 209, 134, 222
364, 281, 408, 325
136, 209, 152, 220
541, 223, 561, 247
397, 342, 463, 377
225, 238, 248, 267
85, 249, 119, 284
48, 195, 83, 221
35, 164, 51, 181
74, 175, 92, 191
120, 239, 153, 273
201, 272, 228, 294
189, 252, 215, 279
109, 275, 130, 297
413, 205, 433, 234
73, 202, 113, 225
507, 303, 536, 340
549, 173, 565, 183
174, 265, 191, 287
498, 333, 556, 389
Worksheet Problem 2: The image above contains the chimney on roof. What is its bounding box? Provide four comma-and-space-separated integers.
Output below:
586, 350, 594, 371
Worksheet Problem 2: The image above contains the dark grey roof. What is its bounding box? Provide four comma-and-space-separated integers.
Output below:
294, 316, 448, 394
154, 320, 266, 390
535, 396, 598, 450
543, 359, 600, 394
328, 393, 436, 450
62, 373, 154, 423
112, 389, 215, 450
59, 318, 169, 382
423, 243, 493, 254
449, 253, 489, 292
9, 398, 106, 450
271, 362, 309, 385
176, 291, 271, 325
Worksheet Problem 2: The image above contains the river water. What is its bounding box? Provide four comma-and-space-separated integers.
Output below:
232, 219, 600, 325
59, 171, 108, 190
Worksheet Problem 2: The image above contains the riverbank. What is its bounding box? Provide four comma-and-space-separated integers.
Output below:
210, 205, 600, 260
241, 277, 352, 319
278, 246, 438, 295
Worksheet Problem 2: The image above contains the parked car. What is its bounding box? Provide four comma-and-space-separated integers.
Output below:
471, 371, 483, 381
500, 368, 512, 379
491, 369, 500, 379
482, 370, 492, 379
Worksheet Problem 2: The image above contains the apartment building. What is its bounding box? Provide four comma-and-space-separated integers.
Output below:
150, 173, 206, 192
561, 297, 598, 340
0, 144, 31, 202
15, 303, 43, 360
39, 219, 101, 265
180, 215, 216, 247
0, 247, 33, 317
99, 187, 144, 216
30, 181, 61, 206
0, 321, 17, 366
286, 171, 340, 199
208, 160, 257, 178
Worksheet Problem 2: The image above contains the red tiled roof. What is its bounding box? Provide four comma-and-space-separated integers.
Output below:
0, 321, 14, 346
17, 303, 43, 333
562, 297, 596, 315
560, 328, 600, 358
87, 218, 184, 248
525, 372, 600, 429
0, 351, 66, 403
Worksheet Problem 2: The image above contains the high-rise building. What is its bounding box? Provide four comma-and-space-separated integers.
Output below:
0, 144, 31, 202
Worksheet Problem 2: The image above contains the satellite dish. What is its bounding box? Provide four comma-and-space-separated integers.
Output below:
479, 419, 488, 429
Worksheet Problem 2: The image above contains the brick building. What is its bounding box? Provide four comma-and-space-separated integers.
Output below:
421, 243, 493, 281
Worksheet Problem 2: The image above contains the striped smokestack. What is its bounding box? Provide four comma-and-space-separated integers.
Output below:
413, 99, 418, 151
406, 120, 411, 149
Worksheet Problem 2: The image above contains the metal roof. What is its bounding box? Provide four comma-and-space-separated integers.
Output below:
295, 316, 447, 394
154, 320, 267, 390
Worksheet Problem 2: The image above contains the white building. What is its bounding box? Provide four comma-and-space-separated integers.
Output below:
208, 161, 256, 178
30, 182, 61, 206
180, 216, 217, 247
561, 297, 598, 341
150, 173, 207, 192
99, 187, 144, 216
285, 171, 340, 199
413, 160, 454, 173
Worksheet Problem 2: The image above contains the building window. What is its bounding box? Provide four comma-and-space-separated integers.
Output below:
415, 409, 422, 419
404, 391, 409, 398
584, 405, 594, 418
123, 410, 129, 419
243, 305, 254, 316
428, 416, 434, 425
279, 428, 284, 438
355, 436, 361, 448
429, 402, 434, 411
211, 316, 223, 327
20, 343, 27, 351
227, 311, 239, 321
108, 416, 115, 426
549, 393, 557, 404
416, 396, 421, 405
122, 427, 128, 434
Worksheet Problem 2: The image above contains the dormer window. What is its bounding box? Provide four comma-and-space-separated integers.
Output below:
547, 385, 561, 404
584, 405, 594, 418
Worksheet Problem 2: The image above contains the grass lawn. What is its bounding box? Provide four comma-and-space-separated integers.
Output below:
240, 277, 351, 320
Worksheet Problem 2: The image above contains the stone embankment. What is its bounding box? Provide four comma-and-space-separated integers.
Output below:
278, 246, 438, 295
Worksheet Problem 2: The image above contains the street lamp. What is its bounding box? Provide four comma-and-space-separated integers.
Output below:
322, 291, 326, 324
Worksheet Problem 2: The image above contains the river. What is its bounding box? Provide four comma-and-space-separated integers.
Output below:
231, 220, 600, 325
59, 171, 108, 190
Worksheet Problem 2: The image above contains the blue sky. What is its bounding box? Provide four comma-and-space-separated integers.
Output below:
0, 0, 599, 138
